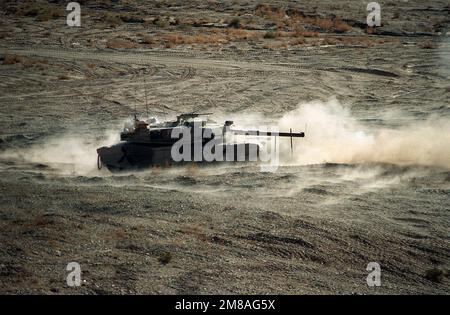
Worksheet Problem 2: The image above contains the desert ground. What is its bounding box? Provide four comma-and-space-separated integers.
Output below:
0, 0, 449, 294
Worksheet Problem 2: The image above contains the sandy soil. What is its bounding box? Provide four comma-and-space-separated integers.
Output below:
0, 0, 449, 294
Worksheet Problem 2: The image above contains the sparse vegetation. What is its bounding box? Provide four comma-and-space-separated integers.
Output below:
225, 29, 259, 41
425, 268, 447, 283
160, 29, 261, 47
418, 40, 437, 49
113, 228, 128, 240
33, 214, 49, 227
255, 4, 351, 33
255, 4, 287, 27
164, 34, 213, 46
3, 54, 23, 65
296, 30, 319, 38
102, 13, 123, 27
13, 2, 64, 21
228, 17, 241, 29
106, 38, 138, 49
153, 17, 169, 28
36, 7, 64, 22
181, 224, 208, 241
2, 54, 48, 67
158, 252, 172, 265
141, 35, 155, 45
100, 12, 145, 26
366, 26, 375, 35
322, 37, 339, 45
289, 37, 306, 46
58, 74, 70, 80
263, 31, 277, 39
177, 23, 193, 31
118, 13, 144, 24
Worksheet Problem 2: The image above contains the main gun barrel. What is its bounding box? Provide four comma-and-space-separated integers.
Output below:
230, 129, 305, 138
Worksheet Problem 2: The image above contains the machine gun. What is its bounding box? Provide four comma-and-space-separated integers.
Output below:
176, 112, 213, 123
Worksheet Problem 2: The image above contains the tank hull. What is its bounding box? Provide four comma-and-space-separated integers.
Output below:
97, 142, 260, 172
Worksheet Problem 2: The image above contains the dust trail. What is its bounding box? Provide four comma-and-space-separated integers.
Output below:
278, 99, 450, 169
0, 128, 120, 175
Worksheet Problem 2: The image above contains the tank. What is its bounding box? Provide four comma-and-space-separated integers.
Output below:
97, 113, 305, 172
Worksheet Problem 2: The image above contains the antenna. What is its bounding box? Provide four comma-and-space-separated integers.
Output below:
144, 75, 149, 118
134, 87, 137, 116
290, 128, 293, 158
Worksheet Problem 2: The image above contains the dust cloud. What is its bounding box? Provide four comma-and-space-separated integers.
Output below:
0, 129, 120, 175
278, 99, 450, 169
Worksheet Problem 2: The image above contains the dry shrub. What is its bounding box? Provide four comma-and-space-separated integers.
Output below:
14, 2, 64, 21
119, 13, 144, 24
298, 16, 351, 33
102, 13, 123, 27
275, 30, 290, 37
153, 17, 169, 28
334, 19, 352, 32
141, 35, 155, 45
163, 33, 223, 46
312, 18, 334, 30
143, 19, 153, 28
36, 7, 64, 22
228, 17, 241, 28
131, 224, 146, 233
255, 4, 287, 27
164, 42, 174, 49
292, 27, 319, 38
366, 26, 375, 34
22, 214, 51, 230
338, 36, 375, 48
177, 23, 192, 31
33, 214, 49, 227
164, 34, 185, 45
225, 29, 260, 41
271, 28, 319, 38
181, 224, 208, 241
322, 37, 338, 45
418, 40, 437, 49
263, 41, 289, 50
14, 4, 39, 17
289, 37, 306, 46
160, 29, 260, 47
158, 252, 173, 265
3, 54, 48, 67
106, 38, 137, 49
256, 4, 351, 33
3, 54, 23, 65
425, 268, 448, 283
102, 228, 129, 242
87, 38, 97, 48
113, 228, 128, 240
263, 31, 277, 39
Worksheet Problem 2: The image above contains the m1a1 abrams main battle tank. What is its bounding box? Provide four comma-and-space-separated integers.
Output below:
97, 113, 305, 172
